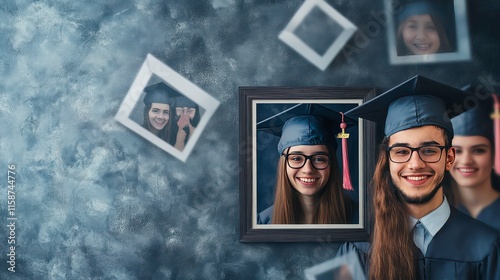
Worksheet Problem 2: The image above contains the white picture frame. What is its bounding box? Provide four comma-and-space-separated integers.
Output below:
279, 0, 357, 71
115, 54, 220, 162
386, 0, 471, 65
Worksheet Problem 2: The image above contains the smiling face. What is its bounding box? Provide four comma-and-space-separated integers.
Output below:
450, 136, 493, 189
148, 102, 170, 133
401, 14, 440, 55
285, 145, 330, 197
388, 126, 454, 205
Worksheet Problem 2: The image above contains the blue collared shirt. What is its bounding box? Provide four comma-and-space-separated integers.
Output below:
409, 196, 451, 255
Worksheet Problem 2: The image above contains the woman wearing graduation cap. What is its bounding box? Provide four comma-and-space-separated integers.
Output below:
338, 75, 500, 280
257, 104, 357, 225
396, 0, 452, 56
172, 96, 200, 151
449, 90, 500, 232
142, 82, 175, 143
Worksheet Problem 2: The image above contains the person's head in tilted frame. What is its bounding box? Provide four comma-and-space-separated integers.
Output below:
142, 82, 178, 144
343, 75, 500, 280
171, 95, 201, 151
257, 104, 357, 225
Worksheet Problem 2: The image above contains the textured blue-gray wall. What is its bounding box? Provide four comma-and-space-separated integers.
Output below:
0, 0, 498, 279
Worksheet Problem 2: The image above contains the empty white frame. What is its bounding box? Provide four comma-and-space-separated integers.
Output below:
279, 0, 357, 71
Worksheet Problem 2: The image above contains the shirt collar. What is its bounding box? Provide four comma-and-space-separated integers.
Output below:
409, 196, 450, 237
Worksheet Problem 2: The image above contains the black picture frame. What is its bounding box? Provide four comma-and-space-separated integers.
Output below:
239, 87, 376, 242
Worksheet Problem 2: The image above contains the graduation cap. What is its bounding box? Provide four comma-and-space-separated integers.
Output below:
174, 95, 198, 109
143, 82, 180, 106
452, 84, 500, 175
452, 85, 494, 140
397, 0, 446, 25
257, 103, 357, 190
345, 75, 474, 139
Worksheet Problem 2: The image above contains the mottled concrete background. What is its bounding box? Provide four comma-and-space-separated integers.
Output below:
0, 0, 498, 279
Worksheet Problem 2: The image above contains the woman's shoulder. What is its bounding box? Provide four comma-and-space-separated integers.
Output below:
257, 205, 274, 224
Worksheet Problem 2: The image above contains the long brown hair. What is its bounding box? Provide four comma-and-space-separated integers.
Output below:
370, 128, 451, 280
369, 137, 415, 280
271, 146, 348, 224
143, 104, 172, 143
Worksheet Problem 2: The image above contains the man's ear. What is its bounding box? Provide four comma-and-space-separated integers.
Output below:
445, 147, 455, 171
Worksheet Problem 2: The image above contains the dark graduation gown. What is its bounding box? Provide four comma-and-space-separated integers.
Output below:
339, 207, 500, 280
458, 197, 500, 233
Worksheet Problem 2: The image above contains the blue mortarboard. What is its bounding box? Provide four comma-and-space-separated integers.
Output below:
174, 96, 198, 109
397, 1, 444, 25
451, 85, 494, 141
143, 82, 180, 106
345, 75, 474, 139
257, 103, 358, 190
257, 103, 356, 154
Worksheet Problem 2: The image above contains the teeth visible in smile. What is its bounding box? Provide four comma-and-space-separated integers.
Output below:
299, 178, 317, 183
407, 176, 427, 181
459, 168, 476, 173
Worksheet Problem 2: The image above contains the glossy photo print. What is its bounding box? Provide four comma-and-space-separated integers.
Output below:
386, 0, 471, 65
239, 87, 376, 242
115, 54, 220, 162
278, 0, 357, 71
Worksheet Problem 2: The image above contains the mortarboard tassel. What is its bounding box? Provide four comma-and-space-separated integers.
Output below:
491, 94, 500, 175
337, 113, 353, 191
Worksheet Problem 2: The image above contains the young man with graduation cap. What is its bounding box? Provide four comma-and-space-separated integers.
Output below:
449, 86, 500, 233
340, 75, 500, 279
256, 103, 358, 225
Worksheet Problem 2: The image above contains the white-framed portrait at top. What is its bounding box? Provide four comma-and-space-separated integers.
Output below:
386, 0, 471, 65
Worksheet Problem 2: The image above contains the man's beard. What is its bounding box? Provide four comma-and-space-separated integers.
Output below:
390, 174, 445, 205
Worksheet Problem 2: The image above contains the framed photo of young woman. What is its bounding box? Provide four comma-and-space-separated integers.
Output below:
115, 54, 220, 162
386, 0, 470, 65
239, 87, 376, 242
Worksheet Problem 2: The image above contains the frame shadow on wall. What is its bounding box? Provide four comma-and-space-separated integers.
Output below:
386, 0, 470, 65
239, 87, 376, 242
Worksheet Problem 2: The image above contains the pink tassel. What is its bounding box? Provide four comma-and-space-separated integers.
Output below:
338, 113, 353, 191
491, 94, 500, 175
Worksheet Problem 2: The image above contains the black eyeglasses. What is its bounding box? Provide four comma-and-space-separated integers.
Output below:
387, 145, 447, 163
283, 153, 331, 170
